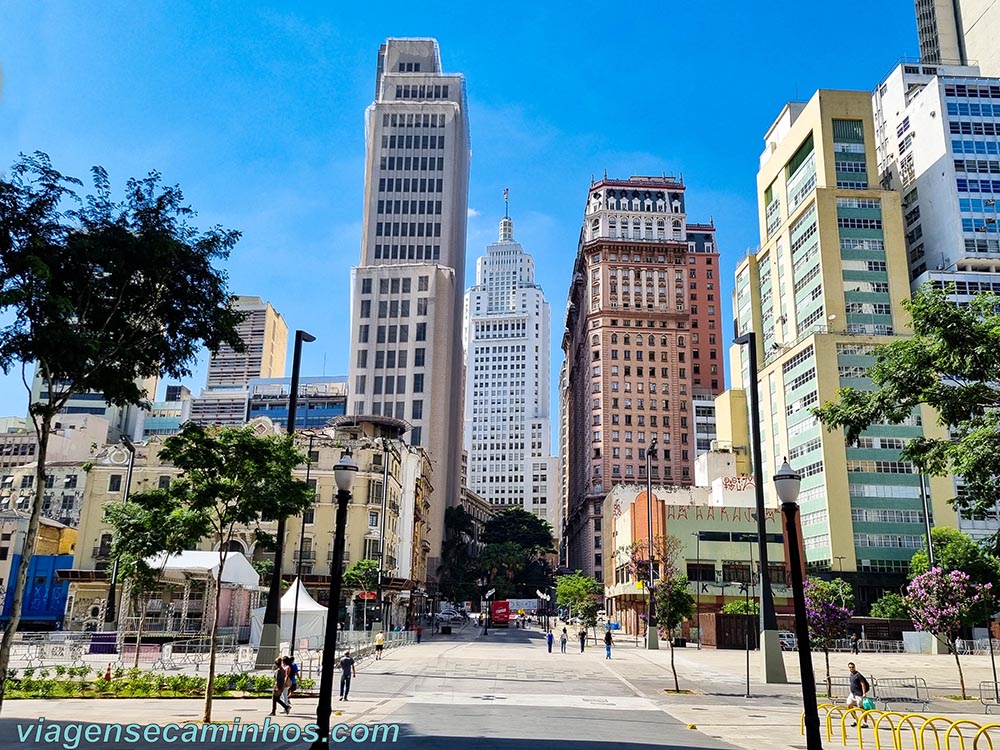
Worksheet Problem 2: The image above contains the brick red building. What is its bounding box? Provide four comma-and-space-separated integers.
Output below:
561, 176, 724, 580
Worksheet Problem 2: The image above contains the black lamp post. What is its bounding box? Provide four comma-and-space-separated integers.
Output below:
290, 432, 316, 657
734, 330, 786, 683
257, 329, 315, 668
774, 459, 822, 750
692, 531, 701, 650
645, 436, 659, 650
105, 434, 135, 630
311, 450, 357, 750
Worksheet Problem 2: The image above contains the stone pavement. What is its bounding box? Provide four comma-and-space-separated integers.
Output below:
2, 622, 999, 749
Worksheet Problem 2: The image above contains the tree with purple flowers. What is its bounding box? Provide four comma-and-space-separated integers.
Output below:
804, 578, 854, 698
904, 567, 994, 699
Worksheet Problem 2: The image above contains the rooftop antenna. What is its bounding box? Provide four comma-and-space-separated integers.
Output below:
322, 352, 326, 376
504, 187, 509, 219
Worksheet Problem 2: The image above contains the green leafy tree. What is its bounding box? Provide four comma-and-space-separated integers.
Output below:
722, 599, 760, 616
814, 284, 1000, 522
437, 505, 478, 605
0, 153, 243, 713
344, 559, 381, 631
653, 576, 695, 692
482, 507, 556, 552
478, 542, 526, 599
157, 423, 311, 723
868, 592, 910, 620
104, 488, 205, 668
556, 571, 602, 619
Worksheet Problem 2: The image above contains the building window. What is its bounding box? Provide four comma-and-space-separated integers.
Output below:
108, 475, 122, 492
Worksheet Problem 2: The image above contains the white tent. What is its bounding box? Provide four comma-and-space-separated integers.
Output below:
147, 551, 261, 587
249, 578, 327, 648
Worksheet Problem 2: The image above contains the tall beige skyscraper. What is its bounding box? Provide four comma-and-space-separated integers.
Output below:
914, 1, 1000, 74
190, 295, 287, 426
347, 39, 471, 582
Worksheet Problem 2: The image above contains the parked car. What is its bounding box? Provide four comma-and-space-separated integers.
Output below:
435, 610, 465, 623
778, 631, 797, 650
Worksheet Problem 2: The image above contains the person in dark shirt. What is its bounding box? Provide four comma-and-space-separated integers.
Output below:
270, 658, 290, 715
847, 662, 870, 727
339, 651, 357, 701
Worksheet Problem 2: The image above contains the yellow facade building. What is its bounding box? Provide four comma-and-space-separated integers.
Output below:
732, 90, 956, 609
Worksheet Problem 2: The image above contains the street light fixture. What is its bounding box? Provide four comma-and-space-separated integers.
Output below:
290, 432, 317, 657
834, 556, 846, 573
257, 329, 315, 669
311, 450, 357, 750
105, 434, 136, 630
774, 459, 822, 750
734, 330, 787, 684
645, 436, 659, 651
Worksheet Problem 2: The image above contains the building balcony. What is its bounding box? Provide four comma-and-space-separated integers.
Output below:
293, 550, 316, 562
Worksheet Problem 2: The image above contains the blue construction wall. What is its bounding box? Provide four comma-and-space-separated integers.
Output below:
1, 554, 73, 624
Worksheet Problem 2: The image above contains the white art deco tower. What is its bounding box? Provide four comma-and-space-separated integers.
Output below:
464, 209, 557, 527
348, 39, 470, 576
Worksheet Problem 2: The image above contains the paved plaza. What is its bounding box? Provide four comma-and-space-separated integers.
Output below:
2, 621, 999, 749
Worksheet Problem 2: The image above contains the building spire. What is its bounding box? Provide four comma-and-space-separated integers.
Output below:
499, 188, 513, 241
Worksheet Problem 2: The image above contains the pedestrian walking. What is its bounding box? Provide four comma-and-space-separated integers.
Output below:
375, 630, 386, 660
560, 628, 568, 653
578, 628, 586, 653
846, 662, 871, 727
269, 658, 290, 715
416, 624, 423, 644
604, 629, 614, 659
284, 655, 299, 696
546, 629, 554, 653
339, 651, 357, 701
850, 632, 860, 655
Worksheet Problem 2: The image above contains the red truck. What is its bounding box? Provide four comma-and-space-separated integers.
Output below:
490, 600, 510, 628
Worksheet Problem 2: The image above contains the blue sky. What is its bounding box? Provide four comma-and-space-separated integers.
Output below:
0, 1, 919, 427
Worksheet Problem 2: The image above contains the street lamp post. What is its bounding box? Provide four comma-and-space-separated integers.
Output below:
376, 437, 390, 630
105, 435, 136, 630
290, 432, 316, 657
834, 556, 846, 573
645, 436, 659, 651
310, 450, 357, 750
692, 531, 701, 650
257, 329, 315, 669
734, 330, 787, 683
774, 459, 822, 750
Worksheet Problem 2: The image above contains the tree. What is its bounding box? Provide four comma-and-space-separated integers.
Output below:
869, 592, 909, 620
910, 528, 1000, 623
103, 488, 205, 668
478, 542, 527, 599
437, 505, 478, 605
653, 575, 695, 692
157, 423, 312, 722
556, 571, 602, 619
482, 507, 555, 552
805, 578, 854, 698
905, 568, 993, 699
722, 599, 760, 616
814, 284, 1000, 521
344, 559, 380, 631
0, 153, 244, 713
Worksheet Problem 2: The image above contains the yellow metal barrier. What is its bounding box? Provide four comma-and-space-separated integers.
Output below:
973, 724, 999, 750
918, 716, 959, 750
893, 713, 929, 750
943, 719, 987, 750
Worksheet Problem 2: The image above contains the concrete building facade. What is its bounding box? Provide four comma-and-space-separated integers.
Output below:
246, 376, 348, 430
463, 213, 557, 527
562, 175, 724, 581
873, 61, 1000, 541
734, 90, 957, 607
347, 38, 470, 588
914, 1, 1000, 75
191, 296, 287, 427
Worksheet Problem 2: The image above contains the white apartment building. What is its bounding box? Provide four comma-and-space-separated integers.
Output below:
463, 213, 557, 527
347, 39, 471, 578
874, 61, 1000, 540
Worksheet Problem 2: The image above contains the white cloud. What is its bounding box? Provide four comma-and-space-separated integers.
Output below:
468, 208, 480, 218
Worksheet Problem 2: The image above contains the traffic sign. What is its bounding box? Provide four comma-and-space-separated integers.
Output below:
636, 581, 644, 590
485, 588, 496, 598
